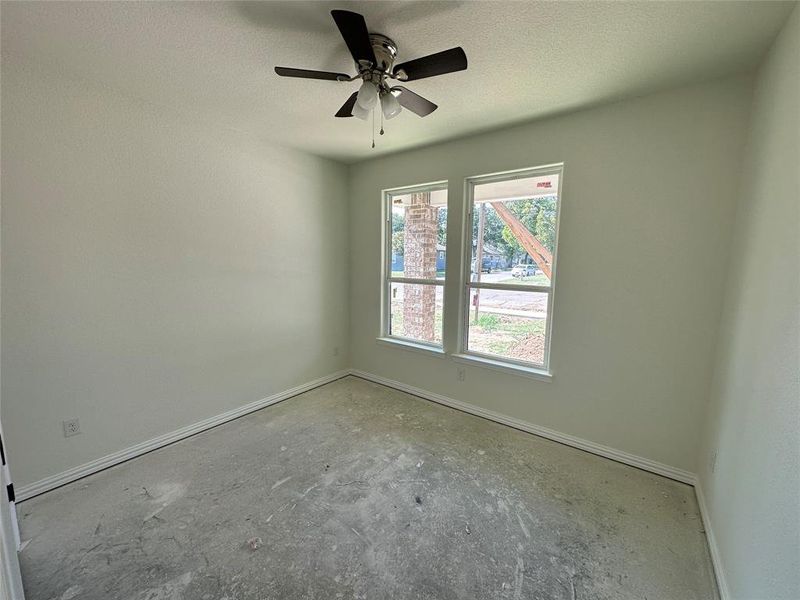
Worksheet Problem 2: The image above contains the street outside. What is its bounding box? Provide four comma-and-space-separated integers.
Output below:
469, 269, 549, 317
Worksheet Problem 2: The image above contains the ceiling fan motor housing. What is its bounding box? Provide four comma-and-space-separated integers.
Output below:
367, 34, 398, 75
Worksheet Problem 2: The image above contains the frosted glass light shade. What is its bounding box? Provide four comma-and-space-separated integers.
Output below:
356, 81, 378, 110
381, 91, 402, 120
352, 102, 370, 120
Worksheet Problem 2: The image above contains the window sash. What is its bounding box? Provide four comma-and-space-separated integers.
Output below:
462, 286, 551, 368
386, 281, 444, 346
460, 164, 563, 372
383, 182, 448, 344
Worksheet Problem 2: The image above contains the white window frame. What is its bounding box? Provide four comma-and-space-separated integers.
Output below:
457, 164, 563, 375
379, 180, 448, 352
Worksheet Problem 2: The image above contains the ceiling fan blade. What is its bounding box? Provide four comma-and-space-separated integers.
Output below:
331, 10, 377, 67
393, 87, 438, 117
335, 92, 359, 118
274, 67, 349, 81
393, 47, 467, 81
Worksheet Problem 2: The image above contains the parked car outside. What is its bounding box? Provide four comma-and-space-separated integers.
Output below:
471, 256, 502, 273
512, 263, 537, 277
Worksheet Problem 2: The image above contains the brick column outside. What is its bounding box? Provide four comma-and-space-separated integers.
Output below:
403, 192, 438, 341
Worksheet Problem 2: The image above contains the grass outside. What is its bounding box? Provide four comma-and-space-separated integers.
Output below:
468, 312, 546, 365
388, 302, 546, 365
390, 303, 444, 345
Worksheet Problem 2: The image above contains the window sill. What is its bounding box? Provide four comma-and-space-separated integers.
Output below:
376, 337, 446, 358
451, 353, 553, 382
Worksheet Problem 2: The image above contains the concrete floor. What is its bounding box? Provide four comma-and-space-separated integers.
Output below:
18, 376, 718, 600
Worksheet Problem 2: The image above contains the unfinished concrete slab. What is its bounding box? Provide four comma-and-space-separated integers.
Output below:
17, 376, 718, 599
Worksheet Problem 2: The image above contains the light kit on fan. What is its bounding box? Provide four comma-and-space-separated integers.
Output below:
381, 90, 402, 120
356, 80, 378, 110
274, 10, 468, 148
351, 102, 369, 120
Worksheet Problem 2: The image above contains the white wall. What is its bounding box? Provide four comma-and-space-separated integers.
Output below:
348, 76, 753, 475
0, 58, 350, 490
697, 7, 799, 600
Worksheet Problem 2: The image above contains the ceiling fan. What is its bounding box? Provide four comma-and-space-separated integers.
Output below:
274, 10, 467, 122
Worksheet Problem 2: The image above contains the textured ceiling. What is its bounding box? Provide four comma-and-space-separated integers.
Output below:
1, 1, 794, 162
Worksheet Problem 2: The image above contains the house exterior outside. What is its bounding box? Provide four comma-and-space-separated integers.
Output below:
470, 243, 511, 272
391, 244, 446, 273
392, 243, 518, 273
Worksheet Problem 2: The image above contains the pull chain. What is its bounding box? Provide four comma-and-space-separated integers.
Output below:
380, 107, 385, 136
371, 108, 375, 149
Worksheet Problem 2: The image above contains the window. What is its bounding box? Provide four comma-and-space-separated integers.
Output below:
382, 182, 448, 347
461, 165, 562, 372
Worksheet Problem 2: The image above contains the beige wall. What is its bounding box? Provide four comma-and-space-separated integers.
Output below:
0, 58, 350, 489
349, 75, 753, 475
698, 7, 799, 599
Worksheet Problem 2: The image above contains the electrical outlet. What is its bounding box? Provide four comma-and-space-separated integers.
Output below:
710, 450, 718, 473
457, 368, 466, 382
63, 418, 81, 437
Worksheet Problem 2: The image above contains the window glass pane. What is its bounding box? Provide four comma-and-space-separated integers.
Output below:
470, 173, 558, 287
390, 282, 443, 345
389, 188, 447, 280
466, 288, 548, 366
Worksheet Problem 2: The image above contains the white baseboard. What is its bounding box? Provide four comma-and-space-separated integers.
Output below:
16, 370, 350, 502
349, 369, 697, 486
695, 482, 731, 600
